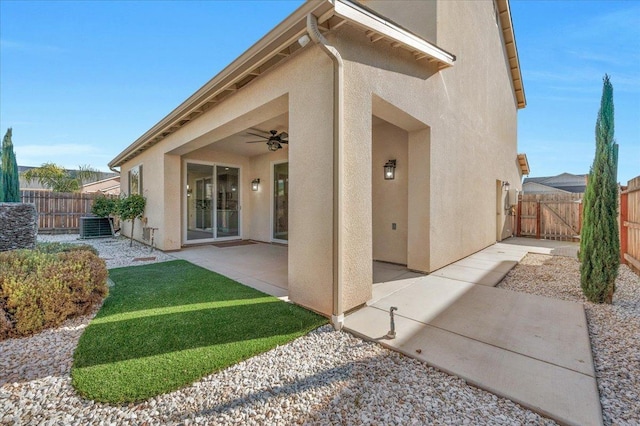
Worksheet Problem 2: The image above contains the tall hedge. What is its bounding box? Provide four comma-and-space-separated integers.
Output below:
579, 75, 619, 303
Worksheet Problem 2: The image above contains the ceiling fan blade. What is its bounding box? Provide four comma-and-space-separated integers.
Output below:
280, 140, 289, 144
246, 140, 266, 144
246, 132, 269, 139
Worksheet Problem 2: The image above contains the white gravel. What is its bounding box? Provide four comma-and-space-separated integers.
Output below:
0, 235, 561, 425
37, 233, 175, 269
499, 254, 640, 426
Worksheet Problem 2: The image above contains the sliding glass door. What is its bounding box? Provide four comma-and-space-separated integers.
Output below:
186, 162, 240, 242
273, 162, 288, 242
216, 166, 239, 238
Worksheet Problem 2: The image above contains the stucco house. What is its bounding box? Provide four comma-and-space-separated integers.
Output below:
109, 0, 528, 328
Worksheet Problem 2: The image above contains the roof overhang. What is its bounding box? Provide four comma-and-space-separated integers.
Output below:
517, 153, 530, 175
109, 0, 456, 169
496, 0, 526, 109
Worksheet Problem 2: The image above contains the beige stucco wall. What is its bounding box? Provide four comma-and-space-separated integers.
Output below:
372, 119, 409, 265
333, 0, 521, 275
248, 149, 288, 242
356, 0, 438, 43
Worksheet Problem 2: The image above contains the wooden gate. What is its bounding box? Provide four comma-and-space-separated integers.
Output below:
620, 176, 640, 274
517, 193, 583, 241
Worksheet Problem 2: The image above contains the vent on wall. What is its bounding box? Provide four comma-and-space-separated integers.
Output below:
80, 217, 114, 239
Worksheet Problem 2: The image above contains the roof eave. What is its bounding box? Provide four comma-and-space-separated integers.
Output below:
332, 0, 455, 67
496, 0, 526, 109
109, 0, 457, 169
109, 0, 334, 169
517, 153, 530, 175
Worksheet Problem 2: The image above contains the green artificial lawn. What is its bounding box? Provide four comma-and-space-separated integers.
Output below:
71, 260, 326, 403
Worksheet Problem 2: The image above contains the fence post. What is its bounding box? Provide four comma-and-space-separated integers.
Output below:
536, 201, 541, 240
620, 191, 628, 265
516, 199, 522, 237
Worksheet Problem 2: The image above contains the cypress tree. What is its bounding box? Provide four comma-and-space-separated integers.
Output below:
0, 132, 3, 202
580, 75, 619, 304
1, 128, 20, 202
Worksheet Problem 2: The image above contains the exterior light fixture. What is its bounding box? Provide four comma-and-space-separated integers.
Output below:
251, 178, 260, 191
298, 34, 311, 47
384, 160, 397, 180
502, 181, 510, 192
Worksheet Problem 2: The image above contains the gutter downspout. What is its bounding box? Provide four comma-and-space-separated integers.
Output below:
306, 14, 345, 330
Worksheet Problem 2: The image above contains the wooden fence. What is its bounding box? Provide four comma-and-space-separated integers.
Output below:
20, 190, 115, 234
517, 193, 583, 241
620, 176, 640, 274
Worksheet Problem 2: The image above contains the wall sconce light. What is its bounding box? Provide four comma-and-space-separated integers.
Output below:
251, 178, 260, 191
502, 181, 510, 192
384, 160, 397, 180
187, 184, 192, 197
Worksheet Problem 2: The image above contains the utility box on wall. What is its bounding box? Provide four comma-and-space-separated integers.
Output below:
508, 188, 520, 207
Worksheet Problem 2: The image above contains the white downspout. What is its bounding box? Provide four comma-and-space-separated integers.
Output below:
306, 14, 345, 330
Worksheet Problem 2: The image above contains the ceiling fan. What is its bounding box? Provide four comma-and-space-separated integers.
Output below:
246, 129, 288, 151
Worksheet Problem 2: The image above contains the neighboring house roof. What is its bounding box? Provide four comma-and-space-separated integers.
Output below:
522, 182, 571, 195
523, 173, 587, 193
110, 0, 525, 169
81, 176, 121, 195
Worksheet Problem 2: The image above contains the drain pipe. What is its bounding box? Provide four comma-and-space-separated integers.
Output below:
306, 14, 345, 330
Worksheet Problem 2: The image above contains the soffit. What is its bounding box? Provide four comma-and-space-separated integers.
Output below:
109, 0, 456, 169
517, 153, 530, 175
496, 0, 526, 109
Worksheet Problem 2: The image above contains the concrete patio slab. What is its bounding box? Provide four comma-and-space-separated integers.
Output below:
345, 240, 602, 426
172, 242, 289, 299
431, 263, 508, 286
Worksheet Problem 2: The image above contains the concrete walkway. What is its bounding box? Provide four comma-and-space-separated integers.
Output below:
345, 238, 602, 426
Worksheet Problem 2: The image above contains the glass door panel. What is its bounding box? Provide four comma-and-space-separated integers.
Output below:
216, 166, 239, 238
187, 163, 214, 241
273, 162, 288, 241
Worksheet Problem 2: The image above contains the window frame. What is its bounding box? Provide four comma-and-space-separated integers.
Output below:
128, 164, 143, 195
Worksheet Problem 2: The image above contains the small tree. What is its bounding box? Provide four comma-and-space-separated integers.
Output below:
1, 128, 20, 202
118, 194, 146, 247
23, 162, 101, 193
580, 74, 619, 304
91, 195, 118, 218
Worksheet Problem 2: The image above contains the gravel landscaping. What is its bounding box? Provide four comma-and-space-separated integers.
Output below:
2, 236, 637, 425
37, 234, 175, 269
499, 254, 640, 425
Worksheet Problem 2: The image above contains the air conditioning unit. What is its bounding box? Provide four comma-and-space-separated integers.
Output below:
80, 217, 115, 239
508, 188, 519, 206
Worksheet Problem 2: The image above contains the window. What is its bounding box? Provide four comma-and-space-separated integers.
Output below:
129, 165, 143, 195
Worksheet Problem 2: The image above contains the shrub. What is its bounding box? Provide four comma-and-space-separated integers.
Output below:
36, 241, 99, 256
92, 195, 118, 218
0, 249, 108, 340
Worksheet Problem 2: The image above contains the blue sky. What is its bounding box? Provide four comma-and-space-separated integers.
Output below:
0, 0, 638, 183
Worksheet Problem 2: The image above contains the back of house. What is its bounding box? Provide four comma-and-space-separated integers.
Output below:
109, 0, 527, 325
